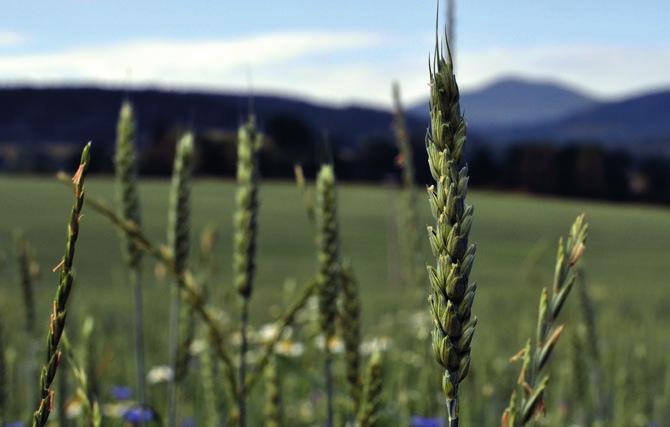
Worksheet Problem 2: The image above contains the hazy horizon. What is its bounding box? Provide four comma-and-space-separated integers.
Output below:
1, 0, 669, 107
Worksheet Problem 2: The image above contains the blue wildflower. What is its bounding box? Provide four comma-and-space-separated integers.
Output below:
3, 422, 25, 427
181, 417, 196, 427
123, 407, 156, 425
111, 385, 133, 401
410, 416, 444, 427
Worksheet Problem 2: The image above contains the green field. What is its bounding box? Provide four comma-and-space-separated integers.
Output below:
1, 176, 669, 425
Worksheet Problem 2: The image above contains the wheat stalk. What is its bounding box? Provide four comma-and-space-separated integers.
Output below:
233, 117, 262, 427
357, 352, 383, 427
392, 83, 422, 289
0, 318, 6, 426
113, 100, 148, 419
200, 331, 226, 427
338, 259, 362, 418
166, 132, 194, 427
502, 214, 588, 426
14, 231, 39, 412
31, 142, 91, 427
315, 164, 341, 427
425, 29, 477, 427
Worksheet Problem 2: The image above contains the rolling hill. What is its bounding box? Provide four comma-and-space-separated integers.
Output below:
408, 77, 599, 127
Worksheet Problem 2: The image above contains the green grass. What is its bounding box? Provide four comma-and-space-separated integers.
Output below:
1, 176, 669, 424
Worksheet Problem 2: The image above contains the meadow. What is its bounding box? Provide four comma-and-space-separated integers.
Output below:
1, 176, 669, 426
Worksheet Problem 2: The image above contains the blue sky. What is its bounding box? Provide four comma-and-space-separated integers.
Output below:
1, 0, 669, 106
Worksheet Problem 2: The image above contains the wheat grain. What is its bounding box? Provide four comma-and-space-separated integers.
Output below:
425, 28, 477, 427
31, 142, 91, 427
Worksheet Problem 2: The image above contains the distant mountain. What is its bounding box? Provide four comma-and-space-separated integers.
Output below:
409, 77, 599, 127
508, 90, 670, 144
0, 86, 417, 149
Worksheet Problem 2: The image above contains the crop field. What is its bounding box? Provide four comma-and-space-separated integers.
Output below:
1, 176, 669, 426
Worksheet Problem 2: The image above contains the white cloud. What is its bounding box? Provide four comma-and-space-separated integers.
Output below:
0, 31, 381, 91
1, 34, 669, 107
0, 31, 24, 47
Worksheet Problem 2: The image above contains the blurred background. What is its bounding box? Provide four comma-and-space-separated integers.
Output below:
1, 2, 670, 426
1, 0, 669, 202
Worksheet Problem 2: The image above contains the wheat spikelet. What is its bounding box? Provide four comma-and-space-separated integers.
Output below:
338, 259, 362, 417
166, 132, 194, 427
425, 28, 477, 426
357, 352, 383, 427
31, 142, 91, 427
233, 116, 262, 427
264, 355, 283, 427
502, 214, 588, 426
315, 164, 341, 427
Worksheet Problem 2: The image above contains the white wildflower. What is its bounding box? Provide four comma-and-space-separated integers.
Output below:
146, 365, 174, 384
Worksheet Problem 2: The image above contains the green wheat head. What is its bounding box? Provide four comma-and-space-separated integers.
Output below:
15, 232, 36, 334
392, 83, 422, 290
315, 164, 340, 342
32, 142, 91, 427
168, 132, 194, 275
338, 259, 362, 414
168, 132, 195, 383
234, 116, 262, 298
357, 352, 383, 427
114, 101, 143, 269
425, 33, 477, 420
503, 214, 588, 426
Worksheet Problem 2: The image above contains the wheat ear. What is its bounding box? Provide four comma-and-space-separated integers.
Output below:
315, 164, 341, 427
425, 29, 477, 427
264, 355, 284, 427
392, 83, 421, 289
357, 352, 383, 427
166, 132, 194, 427
62, 329, 101, 427
338, 259, 362, 418
15, 232, 39, 412
502, 214, 588, 426
31, 142, 91, 427
113, 100, 148, 418
233, 117, 262, 427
